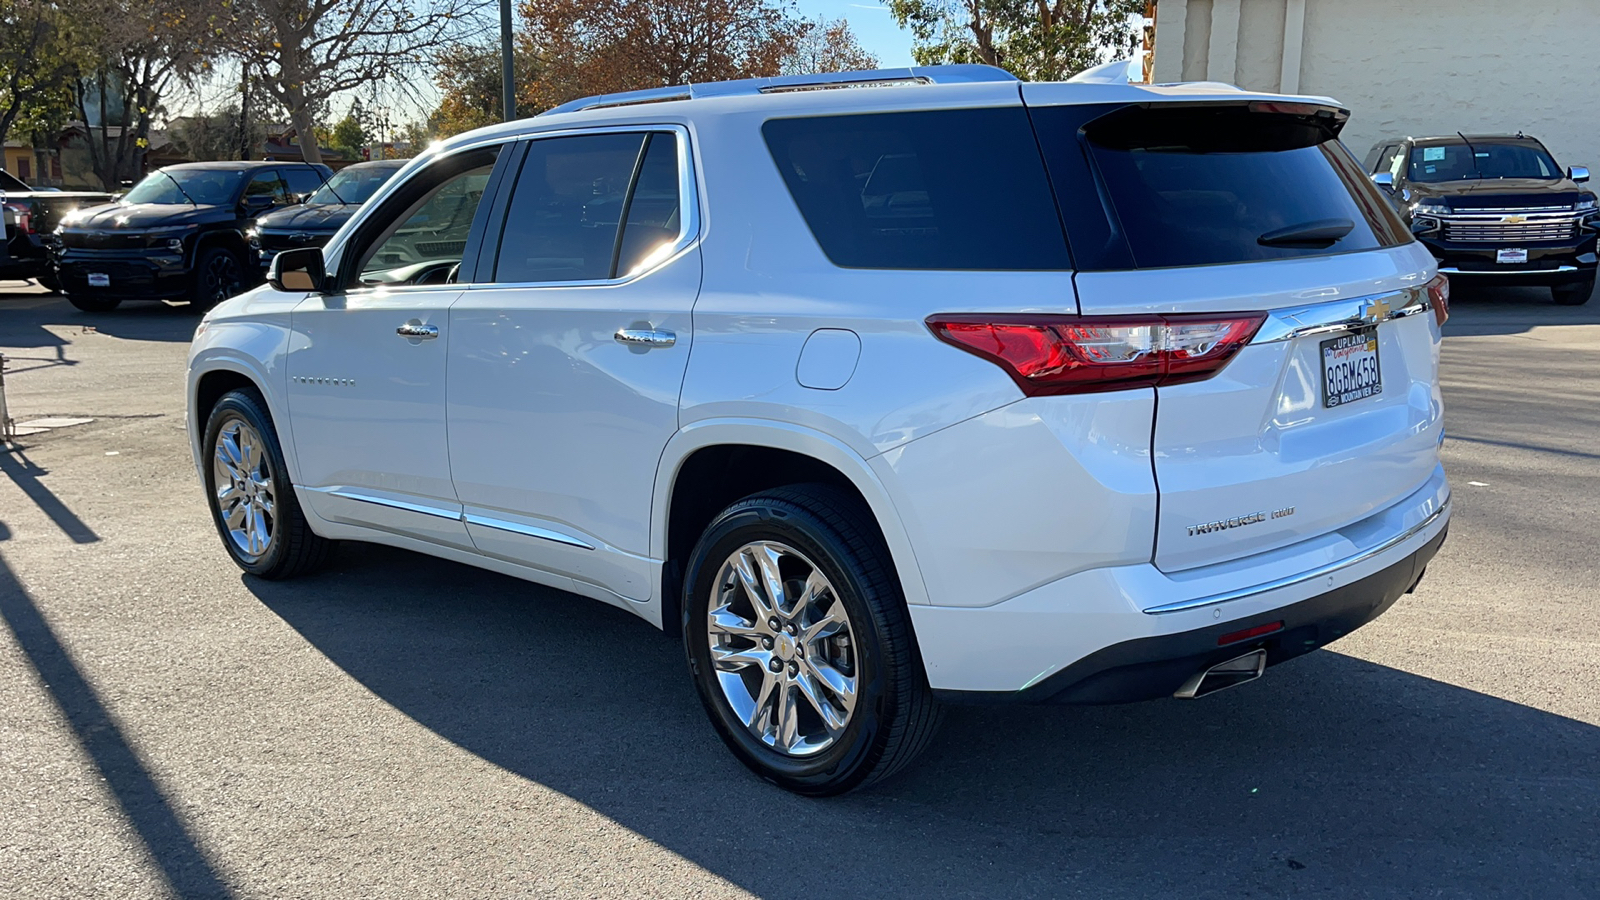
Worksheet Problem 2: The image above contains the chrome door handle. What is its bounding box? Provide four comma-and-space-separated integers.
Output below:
396, 322, 439, 340
614, 328, 676, 348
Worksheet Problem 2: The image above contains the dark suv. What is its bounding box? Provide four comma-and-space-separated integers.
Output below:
1364, 135, 1597, 304
55, 160, 330, 312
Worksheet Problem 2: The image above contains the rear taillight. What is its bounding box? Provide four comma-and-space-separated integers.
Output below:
927, 312, 1266, 396
1426, 273, 1449, 327
2, 202, 31, 235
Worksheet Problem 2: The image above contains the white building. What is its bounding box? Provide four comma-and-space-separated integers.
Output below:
1152, 0, 1599, 170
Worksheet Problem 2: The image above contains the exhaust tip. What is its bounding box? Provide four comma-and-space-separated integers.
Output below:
1174, 649, 1267, 699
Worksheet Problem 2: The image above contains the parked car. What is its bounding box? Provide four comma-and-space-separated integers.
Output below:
0, 168, 115, 290
55, 160, 331, 312
247, 159, 406, 275
188, 67, 1452, 795
1364, 134, 1597, 304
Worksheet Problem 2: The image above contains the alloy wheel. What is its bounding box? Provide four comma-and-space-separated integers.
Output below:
212, 418, 275, 560
706, 541, 859, 756
205, 254, 242, 305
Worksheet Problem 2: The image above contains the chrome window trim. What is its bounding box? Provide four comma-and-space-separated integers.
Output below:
1143, 499, 1450, 614
463, 513, 595, 550
468, 123, 702, 291
1250, 284, 1430, 345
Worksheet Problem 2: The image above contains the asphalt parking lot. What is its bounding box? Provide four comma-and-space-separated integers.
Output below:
2, 281, 1597, 899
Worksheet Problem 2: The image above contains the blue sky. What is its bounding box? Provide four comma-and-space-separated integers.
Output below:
799, 0, 917, 68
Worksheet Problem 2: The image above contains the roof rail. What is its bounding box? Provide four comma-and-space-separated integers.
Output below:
540, 65, 1019, 117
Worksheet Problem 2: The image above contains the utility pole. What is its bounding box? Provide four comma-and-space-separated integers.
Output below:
239, 63, 251, 160
499, 0, 515, 121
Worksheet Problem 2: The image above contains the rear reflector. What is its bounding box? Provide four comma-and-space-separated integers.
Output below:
1218, 621, 1284, 646
927, 313, 1266, 396
1427, 273, 1450, 327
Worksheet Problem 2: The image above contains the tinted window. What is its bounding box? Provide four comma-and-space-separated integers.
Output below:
493, 132, 651, 283
615, 134, 682, 276
282, 166, 326, 197
762, 109, 1071, 270
1071, 104, 1409, 269
310, 165, 399, 206
245, 171, 288, 203
124, 168, 244, 205
1408, 141, 1559, 182
355, 149, 499, 285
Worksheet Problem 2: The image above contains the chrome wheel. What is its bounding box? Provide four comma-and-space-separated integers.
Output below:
707, 541, 859, 757
212, 418, 275, 560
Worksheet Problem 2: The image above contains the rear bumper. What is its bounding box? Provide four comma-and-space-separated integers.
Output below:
933, 523, 1445, 704
911, 465, 1451, 699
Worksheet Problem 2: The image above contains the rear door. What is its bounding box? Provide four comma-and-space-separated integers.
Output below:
445, 127, 701, 601
1027, 93, 1444, 572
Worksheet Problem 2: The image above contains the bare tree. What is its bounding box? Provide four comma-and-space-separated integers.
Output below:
781, 16, 879, 76
226, 0, 494, 165
71, 0, 216, 189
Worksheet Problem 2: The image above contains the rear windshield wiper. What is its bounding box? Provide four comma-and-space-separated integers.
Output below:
1258, 218, 1354, 248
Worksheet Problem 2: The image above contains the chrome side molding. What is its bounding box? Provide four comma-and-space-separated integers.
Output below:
321, 488, 597, 551
463, 513, 595, 550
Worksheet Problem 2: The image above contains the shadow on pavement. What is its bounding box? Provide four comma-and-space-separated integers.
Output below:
0, 548, 231, 898
1444, 282, 1600, 337
246, 544, 1600, 898
0, 290, 199, 348
0, 449, 100, 544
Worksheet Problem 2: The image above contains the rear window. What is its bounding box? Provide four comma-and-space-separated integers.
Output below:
1044, 104, 1410, 270
762, 108, 1071, 270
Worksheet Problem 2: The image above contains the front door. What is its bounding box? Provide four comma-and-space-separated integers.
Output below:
288, 145, 504, 548
447, 129, 701, 600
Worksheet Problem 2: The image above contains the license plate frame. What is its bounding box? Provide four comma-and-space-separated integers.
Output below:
1321, 326, 1382, 409
1497, 248, 1528, 264
87, 272, 110, 288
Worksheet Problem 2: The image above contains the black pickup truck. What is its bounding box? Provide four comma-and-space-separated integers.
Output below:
0, 169, 116, 290
1364, 134, 1598, 305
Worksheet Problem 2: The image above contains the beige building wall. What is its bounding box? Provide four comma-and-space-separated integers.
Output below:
1153, 0, 1600, 170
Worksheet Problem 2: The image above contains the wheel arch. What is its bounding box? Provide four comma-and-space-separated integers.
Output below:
188, 347, 297, 483
653, 420, 929, 638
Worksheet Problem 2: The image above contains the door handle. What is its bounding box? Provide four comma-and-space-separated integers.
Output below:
397, 322, 439, 340
614, 327, 676, 348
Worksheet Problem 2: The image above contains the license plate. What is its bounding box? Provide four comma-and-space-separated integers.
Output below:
1497, 248, 1528, 264
1321, 327, 1382, 408
87, 272, 110, 287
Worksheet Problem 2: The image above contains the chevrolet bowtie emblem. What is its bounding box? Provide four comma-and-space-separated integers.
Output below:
1503, 215, 1527, 224
1361, 298, 1392, 323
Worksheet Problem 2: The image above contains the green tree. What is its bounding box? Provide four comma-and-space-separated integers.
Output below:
427, 41, 538, 138
331, 112, 366, 158
888, 0, 1143, 81
0, 0, 85, 149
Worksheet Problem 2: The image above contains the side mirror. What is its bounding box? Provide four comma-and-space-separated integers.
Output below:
269, 247, 326, 293
1371, 172, 1395, 190
1569, 166, 1590, 183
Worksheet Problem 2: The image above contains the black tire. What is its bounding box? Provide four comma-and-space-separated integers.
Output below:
66, 292, 121, 312
1552, 279, 1594, 306
683, 484, 942, 796
35, 270, 62, 294
202, 388, 332, 579
188, 245, 246, 313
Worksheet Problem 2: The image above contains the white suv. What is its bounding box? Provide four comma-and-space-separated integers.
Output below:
188, 66, 1452, 795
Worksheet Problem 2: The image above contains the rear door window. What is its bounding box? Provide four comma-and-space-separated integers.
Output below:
1035, 104, 1410, 270
492, 132, 651, 283
762, 108, 1071, 270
